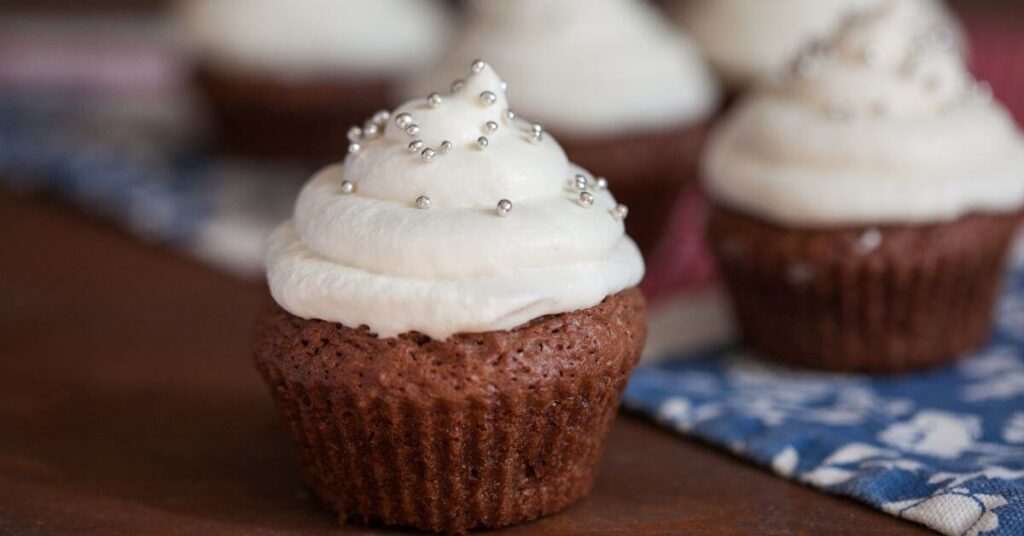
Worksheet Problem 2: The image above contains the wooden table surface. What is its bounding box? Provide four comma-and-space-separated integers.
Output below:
0, 193, 932, 535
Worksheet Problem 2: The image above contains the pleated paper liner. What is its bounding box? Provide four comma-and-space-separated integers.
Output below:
252, 289, 646, 533
708, 206, 1021, 373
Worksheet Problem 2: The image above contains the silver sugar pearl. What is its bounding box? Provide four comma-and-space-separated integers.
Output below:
855, 228, 882, 254
577, 191, 595, 208
439, 140, 453, 154
611, 204, 629, 221
596, 177, 609, 190
362, 123, 380, 138
348, 142, 362, 155
471, 59, 487, 74
372, 110, 390, 125
573, 174, 589, 191
405, 124, 420, 136
340, 180, 355, 194
394, 112, 414, 129
504, 109, 516, 122
792, 39, 830, 79
477, 136, 490, 150
861, 43, 882, 66
479, 91, 497, 106
529, 123, 544, 143
793, 54, 823, 79
975, 81, 994, 103
496, 199, 513, 217
825, 101, 854, 121
408, 140, 425, 153
416, 196, 432, 210
421, 148, 438, 162
484, 121, 499, 134
427, 92, 443, 108
451, 79, 465, 93
931, 25, 956, 51
347, 126, 362, 142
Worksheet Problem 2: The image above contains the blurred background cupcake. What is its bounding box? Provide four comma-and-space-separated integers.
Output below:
673, 0, 960, 94
175, 0, 453, 163
407, 0, 721, 257
703, 1, 1024, 372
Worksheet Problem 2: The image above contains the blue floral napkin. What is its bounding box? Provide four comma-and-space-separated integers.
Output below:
625, 248, 1024, 536
0, 94, 302, 278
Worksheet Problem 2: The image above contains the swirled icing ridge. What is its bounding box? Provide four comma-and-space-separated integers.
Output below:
267, 62, 645, 339
704, 0, 1024, 227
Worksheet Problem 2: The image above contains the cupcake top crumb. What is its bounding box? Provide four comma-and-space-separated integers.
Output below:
703, 0, 1024, 227
677, 0, 958, 88
406, 0, 720, 138
175, 0, 452, 77
266, 61, 645, 340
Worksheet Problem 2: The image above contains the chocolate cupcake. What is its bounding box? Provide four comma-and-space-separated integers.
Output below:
405, 0, 720, 257
674, 0, 959, 93
703, 2, 1024, 373
255, 62, 647, 533
175, 0, 452, 162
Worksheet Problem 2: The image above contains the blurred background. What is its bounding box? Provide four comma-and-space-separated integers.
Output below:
0, 0, 1021, 287
0, 3, 1022, 533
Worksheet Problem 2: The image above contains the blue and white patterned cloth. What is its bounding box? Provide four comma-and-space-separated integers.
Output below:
0, 93, 303, 278
625, 247, 1024, 536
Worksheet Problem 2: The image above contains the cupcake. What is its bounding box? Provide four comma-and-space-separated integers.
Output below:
703, 2, 1024, 373
406, 0, 720, 257
176, 0, 452, 162
675, 0, 959, 92
254, 61, 647, 533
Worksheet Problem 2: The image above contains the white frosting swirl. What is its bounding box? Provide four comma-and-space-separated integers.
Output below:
175, 0, 452, 77
704, 1, 1024, 227
267, 63, 645, 339
677, 0, 957, 88
405, 0, 719, 137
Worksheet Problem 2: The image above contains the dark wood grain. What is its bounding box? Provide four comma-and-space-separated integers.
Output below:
0, 193, 931, 535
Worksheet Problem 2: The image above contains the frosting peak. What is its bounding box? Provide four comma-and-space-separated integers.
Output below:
782, 0, 970, 119
677, 0, 959, 88
703, 0, 1024, 227
347, 64, 567, 209
405, 0, 719, 137
267, 61, 645, 339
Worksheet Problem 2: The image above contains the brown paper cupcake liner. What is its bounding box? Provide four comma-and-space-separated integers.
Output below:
708, 205, 1021, 373
194, 63, 390, 164
559, 123, 708, 257
253, 289, 646, 534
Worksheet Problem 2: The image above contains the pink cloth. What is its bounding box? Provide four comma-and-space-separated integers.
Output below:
966, 15, 1024, 125
641, 184, 718, 300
